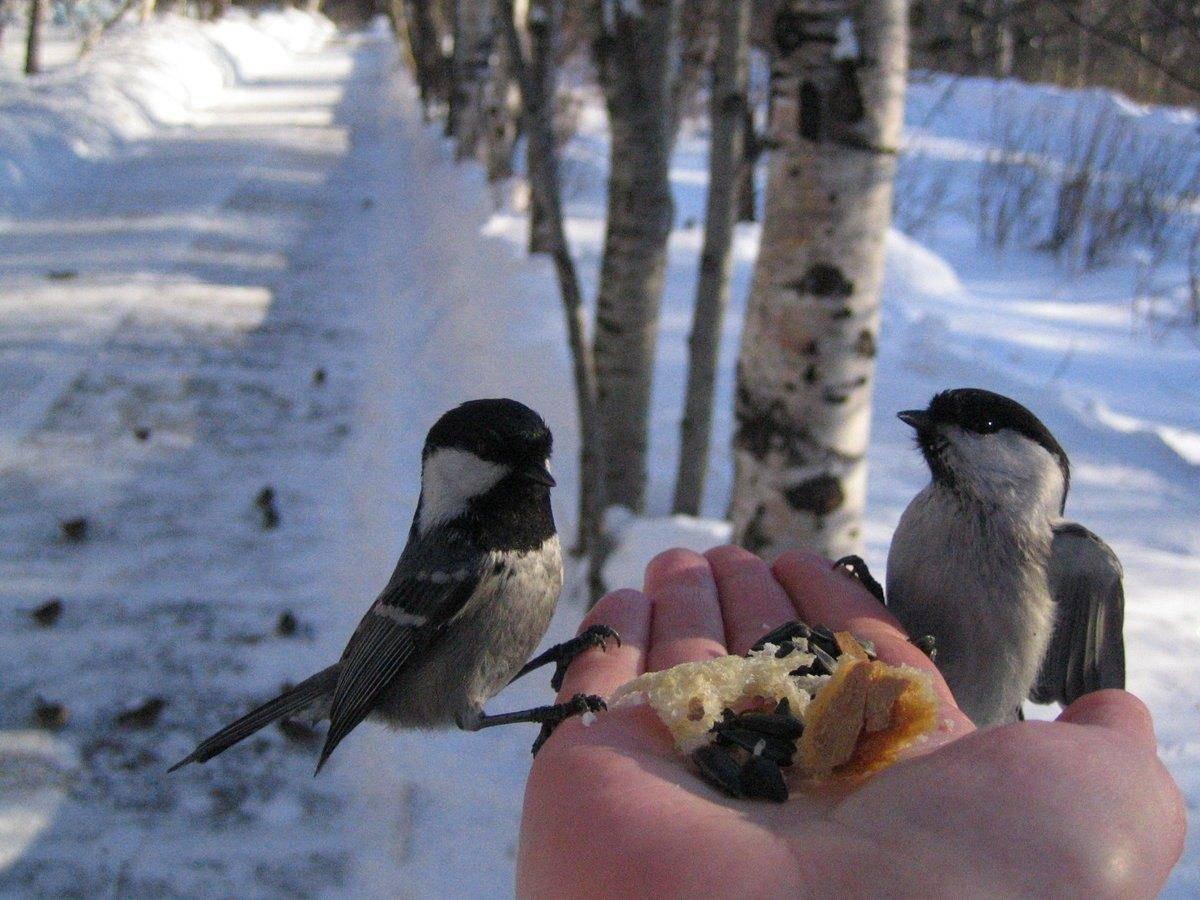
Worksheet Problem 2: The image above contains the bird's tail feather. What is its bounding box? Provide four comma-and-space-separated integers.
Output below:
168, 664, 339, 771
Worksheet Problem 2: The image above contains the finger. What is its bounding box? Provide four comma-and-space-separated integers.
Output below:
705, 545, 797, 655
556, 589, 651, 702
644, 548, 726, 672
772, 550, 965, 715
1057, 689, 1157, 748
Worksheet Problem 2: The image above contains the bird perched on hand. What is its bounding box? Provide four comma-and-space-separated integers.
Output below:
884, 388, 1125, 727
171, 398, 613, 774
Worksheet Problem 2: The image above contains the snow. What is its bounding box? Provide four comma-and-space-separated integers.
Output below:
1, 9, 1198, 897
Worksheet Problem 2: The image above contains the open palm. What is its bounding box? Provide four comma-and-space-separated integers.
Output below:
518, 547, 1184, 898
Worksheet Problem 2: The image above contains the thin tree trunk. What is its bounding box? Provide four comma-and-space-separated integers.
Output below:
672, 0, 750, 516
736, 104, 759, 223
670, 0, 718, 137
501, 0, 608, 599
451, 0, 487, 159
403, 0, 446, 117
591, 0, 679, 512
483, 0, 518, 182
526, 1, 556, 254
446, 0, 466, 139
730, 0, 908, 560
24, 0, 42, 75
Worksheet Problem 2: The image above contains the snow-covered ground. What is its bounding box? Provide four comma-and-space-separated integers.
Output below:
1, 11, 585, 896
1, 10, 1197, 896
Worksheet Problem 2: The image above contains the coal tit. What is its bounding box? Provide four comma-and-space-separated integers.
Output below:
170, 398, 613, 773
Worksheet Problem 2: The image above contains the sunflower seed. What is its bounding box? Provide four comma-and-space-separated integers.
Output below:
741, 755, 788, 802
692, 744, 745, 799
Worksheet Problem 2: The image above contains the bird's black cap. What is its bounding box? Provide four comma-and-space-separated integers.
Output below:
900, 388, 1070, 500
424, 398, 552, 467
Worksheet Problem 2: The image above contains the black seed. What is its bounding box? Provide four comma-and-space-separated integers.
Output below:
60, 517, 88, 542
32, 598, 63, 627
115, 696, 166, 729
133, 427, 151, 442
276, 610, 298, 637
773, 640, 796, 659
693, 744, 745, 798
313, 368, 327, 385
810, 625, 842, 656
812, 646, 839, 675
34, 699, 68, 730
741, 755, 788, 802
255, 487, 280, 530
735, 712, 804, 740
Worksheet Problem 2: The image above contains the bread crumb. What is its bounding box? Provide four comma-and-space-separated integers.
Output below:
610, 647, 816, 752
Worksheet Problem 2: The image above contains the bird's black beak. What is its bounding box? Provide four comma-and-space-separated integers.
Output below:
897, 409, 931, 431
519, 460, 556, 488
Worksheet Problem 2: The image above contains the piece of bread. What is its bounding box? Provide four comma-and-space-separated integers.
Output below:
610, 631, 938, 782
609, 646, 823, 753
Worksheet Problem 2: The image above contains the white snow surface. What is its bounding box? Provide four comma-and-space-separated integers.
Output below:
2, 11, 1199, 897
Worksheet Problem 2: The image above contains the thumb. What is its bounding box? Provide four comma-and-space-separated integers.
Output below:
1056, 689, 1156, 749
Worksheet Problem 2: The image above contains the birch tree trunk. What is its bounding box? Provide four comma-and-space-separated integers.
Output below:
456, 0, 491, 161
483, 1, 518, 182
591, 0, 679, 512
501, 0, 609, 600
24, 0, 42, 75
729, 0, 908, 560
672, 0, 750, 516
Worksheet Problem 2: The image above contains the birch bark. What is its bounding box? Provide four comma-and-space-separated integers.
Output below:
730, 0, 908, 559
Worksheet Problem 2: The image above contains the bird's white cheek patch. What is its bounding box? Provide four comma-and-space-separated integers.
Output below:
419, 448, 508, 533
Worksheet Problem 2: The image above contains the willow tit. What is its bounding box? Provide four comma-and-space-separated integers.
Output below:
883, 388, 1125, 726
170, 398, 613, 774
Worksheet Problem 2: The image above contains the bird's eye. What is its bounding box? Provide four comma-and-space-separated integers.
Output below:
977, 418, 998, 434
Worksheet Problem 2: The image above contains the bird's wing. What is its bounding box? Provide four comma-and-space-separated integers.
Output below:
1031, 522, 1126, 706
316, 534, 486, 771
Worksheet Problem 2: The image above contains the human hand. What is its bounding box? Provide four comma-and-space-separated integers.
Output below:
518, 546, 1185, 898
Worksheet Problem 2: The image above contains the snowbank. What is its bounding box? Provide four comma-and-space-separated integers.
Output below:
0, 9, 334, 213
602, 508, 732, 591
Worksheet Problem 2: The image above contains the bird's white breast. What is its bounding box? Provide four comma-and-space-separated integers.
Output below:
887, 484, 1057, 725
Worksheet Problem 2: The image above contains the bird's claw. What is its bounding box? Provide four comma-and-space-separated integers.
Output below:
910, 634, 937, 661
530, 693, 607, 755
833, 554, 886, 605
548, 624, 621, 692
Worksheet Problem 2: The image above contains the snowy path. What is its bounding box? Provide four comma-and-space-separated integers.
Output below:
1, 27, 579, 897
